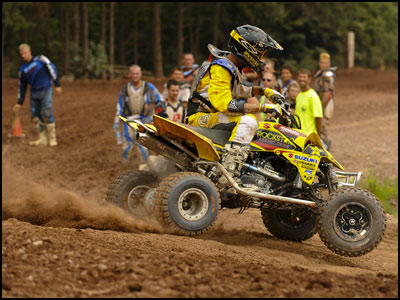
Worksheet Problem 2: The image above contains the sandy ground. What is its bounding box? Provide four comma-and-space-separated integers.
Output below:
2, 68, 398, 297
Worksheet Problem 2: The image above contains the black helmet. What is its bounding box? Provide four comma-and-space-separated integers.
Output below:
228, 25, 283, 74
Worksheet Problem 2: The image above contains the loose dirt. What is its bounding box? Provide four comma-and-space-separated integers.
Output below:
2, 68, 398, 297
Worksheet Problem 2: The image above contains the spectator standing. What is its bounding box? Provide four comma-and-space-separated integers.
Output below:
182, 53, 199, 85
162, 67, 190, 109
156, 79, 185, 123
277, 64, 297, 99
13, 43, 62, 147
295, 69, 325, 146
258, 72, 279, 121
113, 64, 163, 166
313, 52, 336, 149
286, 81, 301, 113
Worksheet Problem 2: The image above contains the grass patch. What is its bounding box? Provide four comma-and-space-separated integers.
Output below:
359, 171, 398, 217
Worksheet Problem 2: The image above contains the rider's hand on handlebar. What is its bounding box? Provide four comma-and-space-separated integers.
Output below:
264, 88, 285, 104
259, 103, 282, 118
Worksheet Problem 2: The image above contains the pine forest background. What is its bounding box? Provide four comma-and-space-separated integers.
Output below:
2, 2, 398, 79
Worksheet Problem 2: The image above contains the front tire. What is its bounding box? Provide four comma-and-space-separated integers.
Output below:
318, 187, 386, 257
153, 172, 219, 236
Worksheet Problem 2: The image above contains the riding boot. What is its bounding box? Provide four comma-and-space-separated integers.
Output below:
218, 142, 250, 185
46, 123, 58, 147
29, 119, 48, 146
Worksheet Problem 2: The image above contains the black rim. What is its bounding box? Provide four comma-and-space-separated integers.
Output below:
333, 202, 372, 242
277, 209, 311, 227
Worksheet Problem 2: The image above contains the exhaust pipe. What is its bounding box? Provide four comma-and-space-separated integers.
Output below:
242, 163, 286, 183
194, 161, 317, 208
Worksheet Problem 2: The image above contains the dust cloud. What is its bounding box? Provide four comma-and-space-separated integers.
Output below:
2, 159, 163, 234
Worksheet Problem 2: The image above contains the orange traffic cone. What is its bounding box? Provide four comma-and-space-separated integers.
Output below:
8, 109, 25, 138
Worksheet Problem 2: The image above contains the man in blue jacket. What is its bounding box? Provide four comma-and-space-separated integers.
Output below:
13, 43, 61, 147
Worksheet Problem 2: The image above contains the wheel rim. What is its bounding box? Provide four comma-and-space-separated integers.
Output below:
333, 202, 372, 242
178, 188, 209, 221
127, 185, 151, 214
277, 209, 310, 227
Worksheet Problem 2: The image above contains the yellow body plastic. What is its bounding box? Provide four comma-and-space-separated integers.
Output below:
119, 116, 344, 185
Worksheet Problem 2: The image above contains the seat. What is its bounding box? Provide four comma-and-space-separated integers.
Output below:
184, 122, 235, 146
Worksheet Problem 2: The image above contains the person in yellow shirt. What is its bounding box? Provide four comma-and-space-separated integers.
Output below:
186, 25, 285, 183
295, 69, 324, 145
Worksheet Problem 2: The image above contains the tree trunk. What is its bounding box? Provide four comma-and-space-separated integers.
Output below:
82, 2, 88, 77
2, 2, 6, 74
133, 8, 138, 65
74, 2, 80, 46
101, 2, 106, 79
64, 9, 70, 74
213, 2, 221, 47
109, 2, 115, 80
176, 2, 184, 68
118, 3, 126, 65
153, 2, 163, 78
193, 3, 201, 62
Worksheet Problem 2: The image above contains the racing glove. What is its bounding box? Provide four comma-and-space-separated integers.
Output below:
259, 103, 282, 118
264, 88, 285, 104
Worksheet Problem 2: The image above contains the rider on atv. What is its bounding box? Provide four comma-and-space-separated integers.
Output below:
185, 25, 286, 184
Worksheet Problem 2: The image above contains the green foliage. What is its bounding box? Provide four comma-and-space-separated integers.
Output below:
2, 2, 398, 79
359, 171, 398, 217
68, 42, 84, 78
86, 42, 108, 79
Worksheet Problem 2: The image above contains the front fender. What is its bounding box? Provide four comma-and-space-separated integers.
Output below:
304, 144, 344, 171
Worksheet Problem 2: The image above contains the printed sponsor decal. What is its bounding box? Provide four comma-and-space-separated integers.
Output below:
255, 130, 293, 149
239, 38, 259, 55
275, 125, 307, 139
197, 114, 211, 127
294, 154, 317, 164
262, 123, 270, 130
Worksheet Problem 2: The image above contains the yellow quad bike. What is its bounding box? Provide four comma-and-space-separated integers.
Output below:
105, 101, 386, 257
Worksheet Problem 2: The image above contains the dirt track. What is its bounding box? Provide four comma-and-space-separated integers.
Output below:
2, 68, 398, 297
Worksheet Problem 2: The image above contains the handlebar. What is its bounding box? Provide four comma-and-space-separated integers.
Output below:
273, 99, 301, 130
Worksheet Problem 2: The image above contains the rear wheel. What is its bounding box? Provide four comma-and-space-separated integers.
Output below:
318, 187, 386, 257
105, 170, 159, 216
261, 207, 318, 242
261, 190, 322, 242
153, 172, 219, 236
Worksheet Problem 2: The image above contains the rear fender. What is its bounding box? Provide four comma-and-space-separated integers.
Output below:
152, 115, 220, 162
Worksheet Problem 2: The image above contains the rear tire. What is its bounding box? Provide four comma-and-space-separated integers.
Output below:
105, 170, 159, 216
261, 208, 318, 242
153, 172, 219, 236
318, 187, 386, 257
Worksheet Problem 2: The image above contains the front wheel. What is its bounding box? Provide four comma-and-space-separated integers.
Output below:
153, 172, 219, 236
318, 187, 386, 257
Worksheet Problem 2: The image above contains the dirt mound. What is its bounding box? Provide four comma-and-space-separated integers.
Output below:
2, 69, 398, 297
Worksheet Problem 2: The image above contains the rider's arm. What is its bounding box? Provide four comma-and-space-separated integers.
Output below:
17, 67, 28, 106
